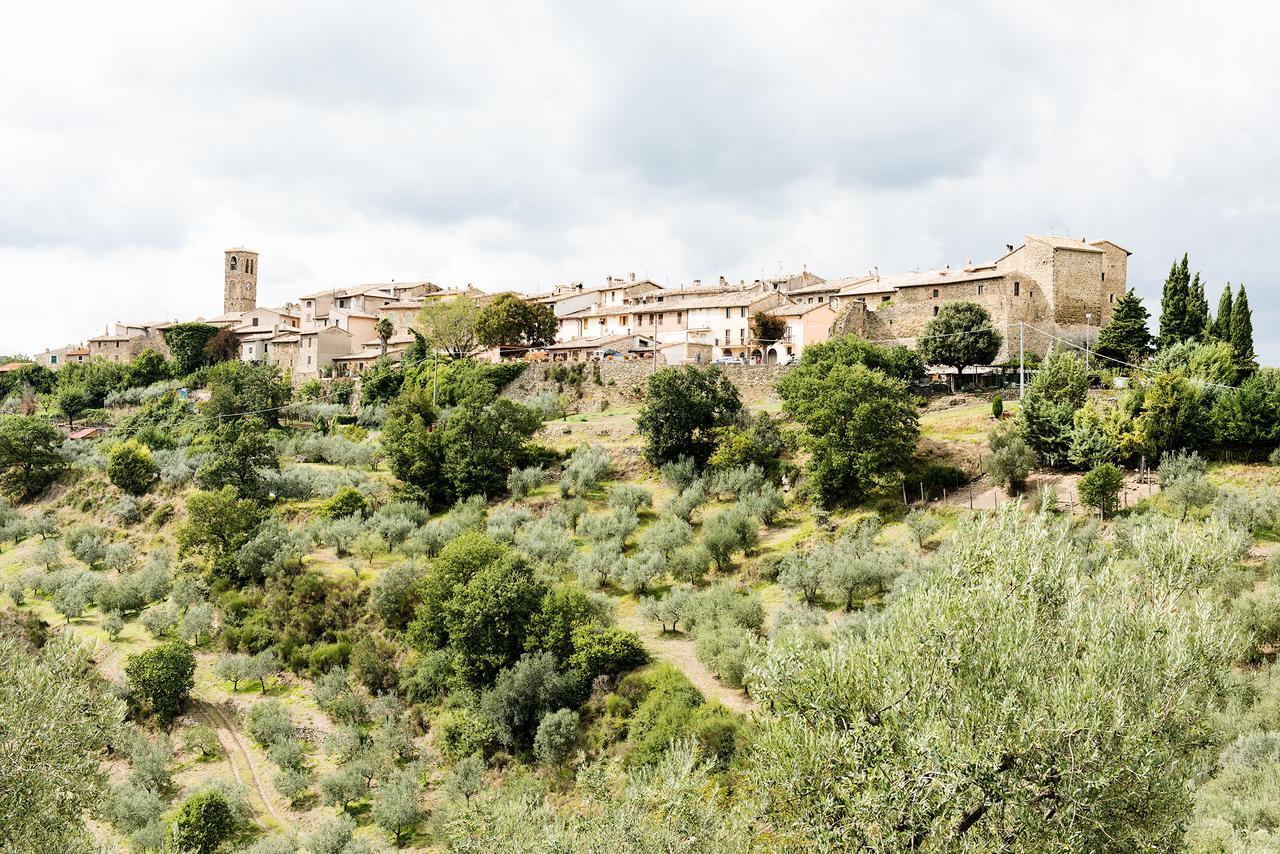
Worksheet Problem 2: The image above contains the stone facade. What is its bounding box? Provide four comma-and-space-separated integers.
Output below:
224, 248, 258, 315
501, 359, 790, 408
834, 235, 1129, 361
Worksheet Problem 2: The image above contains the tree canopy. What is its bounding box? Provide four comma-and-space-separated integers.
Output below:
0, 415, 65, 502
636, 366, 742, 468
916, 301, 1002, 391
415, 296, 482, 358
1158, 253, 1191, 347
475, 293, 558, 348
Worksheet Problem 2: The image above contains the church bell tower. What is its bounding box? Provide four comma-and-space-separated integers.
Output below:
224, 248, 258, 314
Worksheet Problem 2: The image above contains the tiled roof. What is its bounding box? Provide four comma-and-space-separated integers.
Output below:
546, 333, 653, 351
88, 334, 136, 342
768, 302, 833, 317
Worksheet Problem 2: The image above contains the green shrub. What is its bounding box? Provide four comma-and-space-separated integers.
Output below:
434, 706, 498, 760
568, 624, 649, 677
323, 486, 367, 519
1079, 463, 1125, 518
171, 788, 238, 854
107, 440, 158, 496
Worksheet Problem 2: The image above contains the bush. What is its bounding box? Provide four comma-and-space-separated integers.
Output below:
982, 428, 1036, 494
125, 639, 196, 725
171, 788, 239, 854
1159, 450, 1216, 520
568, 624, 648, 677
248, 701, 294, 748
434, 706, 499, 760
1234, 588, 1280, 665
608, 484, 653, 514
323, 486, 368, 519
107, 440, 158, 496
478, 653, 582, 749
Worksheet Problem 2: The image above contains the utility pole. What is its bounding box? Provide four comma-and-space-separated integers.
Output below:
1085, 312, 1092, 373
1019, 321, 1025, 400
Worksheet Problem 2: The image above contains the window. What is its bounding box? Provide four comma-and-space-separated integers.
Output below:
725, 329, 731, 342
739, 328, 745, 342
977, 284, 984, 296
725, 308, 731, 318
740, 307, 746, 318
932, 288, 939, 298
882, 295, 891, 302
252, 317, 259, 326
1109, 293, 1115, 304
933, 306, 940, 316
307, 355, 312, 366
1101, 271, 1106, 282
1013, 281, 1020, 296
677, 312, 682, 323
230, 256, 238, 271
248, 345, 254, 355
50, 355, 57, 364
818, 296, 825, 303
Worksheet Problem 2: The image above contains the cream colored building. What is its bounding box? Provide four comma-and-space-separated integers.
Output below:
296, 326, 354, 379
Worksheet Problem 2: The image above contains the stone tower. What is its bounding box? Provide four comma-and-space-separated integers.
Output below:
224, 248, 258, 314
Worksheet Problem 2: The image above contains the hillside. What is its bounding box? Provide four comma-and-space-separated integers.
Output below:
3, 342, 1280, 851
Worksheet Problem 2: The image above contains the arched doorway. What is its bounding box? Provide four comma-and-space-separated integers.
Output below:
766, 348, 779, 366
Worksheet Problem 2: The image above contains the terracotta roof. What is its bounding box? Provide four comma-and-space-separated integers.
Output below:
786, 280, 846, 296
1089, 239, 1132, 256
67, 427, 103, 440
88, 334, 136, 343
0, 362, 27, 372
838, 279, 898, 297
663, 291, 776, 310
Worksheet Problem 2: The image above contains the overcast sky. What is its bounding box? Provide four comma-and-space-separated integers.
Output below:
2, 1, 1277, 361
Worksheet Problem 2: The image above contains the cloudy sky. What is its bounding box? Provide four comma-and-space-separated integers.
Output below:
2, 1, 1277, 360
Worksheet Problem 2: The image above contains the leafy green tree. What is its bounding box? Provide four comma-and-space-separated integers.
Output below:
415, 296, 482, 358
0, 415, 65, 501
125, 639, 196, 726
1158, 253, 1191, 347
1016, 352, 1087, 466
1095, 289, 1153, 363
203, 360, 291, 425
195, 418, 279, 500
1078, 463, 1124, 518
567, 624, 648, 677
54, 384, 92, 429
1158, 450, 1216, 520
320, 765, 366, 813
107, 439, 158, 495
1231, 284, 1257, 379
324, 486, 367, 519
475, 293, 558, 348
445, 552, 548, 685
782, 335, 925, 385
749, 311, 788, 349
439, 393, 542, 500
370, 560, 424, 631
124, 349, 171, 389
917, 301, 1002, 392
746, 508, 1238, 850
1066, 402, 1116, 469
1185, 272, 1210, 341
1211, 284, 1233, 341
170, 788, 237, 854
636, 366, 742, 468
1135, 372, 1208, 459
0, 635, 125, 851
983, 426, 1037, 493
162, 323, 221, 375
178, 488, 266, 580
779, 361, 918, 505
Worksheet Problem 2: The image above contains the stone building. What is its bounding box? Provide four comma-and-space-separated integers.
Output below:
224, 248, 258, 315
833, 235, 1129, 360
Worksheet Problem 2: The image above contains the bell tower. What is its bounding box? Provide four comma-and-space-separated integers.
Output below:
224, 248, 258, 314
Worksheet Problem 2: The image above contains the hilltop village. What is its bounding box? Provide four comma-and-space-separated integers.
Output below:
30, 234, 1129, 382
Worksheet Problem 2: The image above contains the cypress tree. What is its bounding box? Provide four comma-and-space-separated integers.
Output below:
1230, 284, 1257, 379
1095, 289, 1153, 363
1211, 284, 1233, 341
1185, 272, 1209, 341
1158, 254, 1190, 348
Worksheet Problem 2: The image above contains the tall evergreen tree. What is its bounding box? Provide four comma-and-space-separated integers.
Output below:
1158, 254, 1190, 348
1095, 289, 1153, 363
1211, 284, 1233, 341
1185, 273, 1209, 341
1230, 284, 1257, 379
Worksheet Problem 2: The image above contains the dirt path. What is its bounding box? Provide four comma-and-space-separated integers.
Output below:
618, 611, 757, 715
194, 700, 286, 828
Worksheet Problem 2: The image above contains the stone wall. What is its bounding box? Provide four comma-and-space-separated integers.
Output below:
501, 360, 791, 409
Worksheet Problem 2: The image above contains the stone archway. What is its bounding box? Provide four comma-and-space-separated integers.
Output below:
766, 348, 779, 366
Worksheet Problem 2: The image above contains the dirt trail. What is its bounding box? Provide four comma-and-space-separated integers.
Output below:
194, 700, 286, 828
618, 612, 757, 715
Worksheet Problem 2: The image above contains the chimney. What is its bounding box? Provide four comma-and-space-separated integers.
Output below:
629, 272, 636, 282
719, 276, 727, 288
692, 279, 701, 287
1006, 244, 1014, 253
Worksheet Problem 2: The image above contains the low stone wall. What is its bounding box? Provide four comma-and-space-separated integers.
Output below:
501, 360, 791, 409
